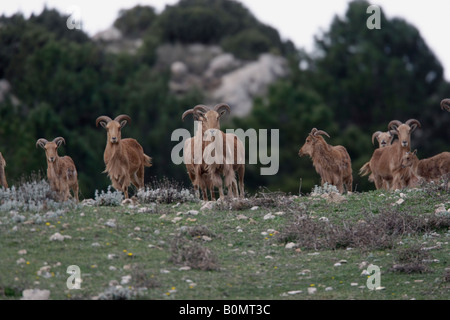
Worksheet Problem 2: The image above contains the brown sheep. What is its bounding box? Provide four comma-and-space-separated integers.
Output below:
298, 128, 353, 193
36, 137, 79, 202
359, 130, 395, 187
181, 103, 232, 200
367, 119, 421, 190
96, 114, 152, 199
401, 149, 450, 184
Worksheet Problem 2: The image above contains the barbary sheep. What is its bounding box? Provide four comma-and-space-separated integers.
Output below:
401, 149, 450, 184
298, 128, 352, 193
0, 152, 8, 189
441, 99, 450, 112
181, 103, 243, 200
36, 137, 79, 202
96, 114, 152, 199
359, 130, 395, 187
366, 119, 421, 190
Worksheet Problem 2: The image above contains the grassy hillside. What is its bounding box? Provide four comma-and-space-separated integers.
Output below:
0, 179, 449, 300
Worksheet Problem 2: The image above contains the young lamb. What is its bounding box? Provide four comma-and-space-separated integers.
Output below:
96, 114, 152, 199
401, 150, 450, 184
36, 137, 79, 202
298, 128, 353, 193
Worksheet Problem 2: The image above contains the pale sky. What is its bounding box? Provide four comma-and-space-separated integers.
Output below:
1, 1, 450, 80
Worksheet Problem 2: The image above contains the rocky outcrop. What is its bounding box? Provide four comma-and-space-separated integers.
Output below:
92, 30, 289, 117
158, 44, 289, 117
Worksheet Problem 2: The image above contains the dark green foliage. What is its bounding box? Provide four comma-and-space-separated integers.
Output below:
114, 5, 157, 38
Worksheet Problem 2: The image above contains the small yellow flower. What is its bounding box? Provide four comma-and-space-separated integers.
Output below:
171, 287, 176, 290
45, 222, 50, 226
26, 261, 30, 265
123, 249, 127, 253
310, 284, 315, 287
128, 252, 133, 256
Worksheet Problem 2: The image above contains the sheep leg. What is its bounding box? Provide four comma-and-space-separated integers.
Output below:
71, 182, 79, 202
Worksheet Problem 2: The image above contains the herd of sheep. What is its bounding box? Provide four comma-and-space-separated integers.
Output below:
0, 99, 448, 202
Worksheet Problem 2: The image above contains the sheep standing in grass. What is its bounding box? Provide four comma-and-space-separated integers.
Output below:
298, 128, 353, 193
36, 137, 79, 202
0, 152, 8, 189
359, 130, 395, 187
181, 103, 232, 200
367, 119, 421, 190
96, 114, 152, 199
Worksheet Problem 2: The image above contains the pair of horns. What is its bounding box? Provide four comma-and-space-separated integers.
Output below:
388, 119, 421, 131
36, 137, 66, 148
309, 128, 330, 138
181, 103, 231, 121
96, 114, 132, 127
371, 130, 395, 145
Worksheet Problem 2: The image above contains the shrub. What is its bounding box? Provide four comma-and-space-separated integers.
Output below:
137, 177, 198, 204
0, 177, 77, 212
94, 186, 124, 206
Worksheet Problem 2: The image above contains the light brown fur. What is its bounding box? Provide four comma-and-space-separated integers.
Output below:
96, 115, 152, 199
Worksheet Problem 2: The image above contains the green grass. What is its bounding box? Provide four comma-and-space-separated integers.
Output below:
0, 186, 449, 300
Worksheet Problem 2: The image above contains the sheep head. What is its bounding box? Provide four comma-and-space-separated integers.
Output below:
388, 119, 421, 148
36, 137, 66, 163
96, 115, 131, 144
372, 130, 395, 148
298, 128, 330, 157
182, 103, 230, 131
441, 99, 450, 112
400, 149, 418, 168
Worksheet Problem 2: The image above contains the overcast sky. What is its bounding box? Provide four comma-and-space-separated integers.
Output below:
2, 1, 450, 80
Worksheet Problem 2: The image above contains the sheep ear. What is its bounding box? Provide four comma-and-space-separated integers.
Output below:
412, 149, 417, 155
120, 120, 128, 128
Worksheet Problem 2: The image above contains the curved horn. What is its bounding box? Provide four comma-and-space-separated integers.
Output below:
193, 104, 209, 114
96, 115, 112, 127
309, 128, 318, 136
214, 103, 231, 117
441, 99, 450, 111
388, 120, 402, 131
114, 114, 132, 124
53, 137, 66, 147
182, 109, 195, 121
36, 138, 49, 149
405, 119, 421, 132
314, 130, 330, 138
372, 131, 382, 145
